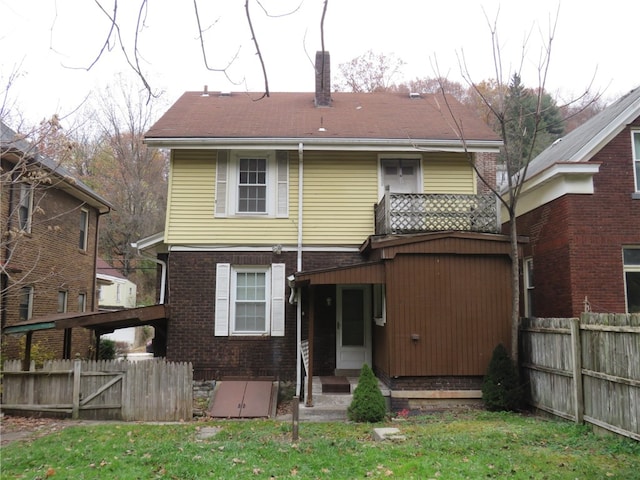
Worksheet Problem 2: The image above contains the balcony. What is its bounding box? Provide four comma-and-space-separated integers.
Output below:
374, 189, 499, 235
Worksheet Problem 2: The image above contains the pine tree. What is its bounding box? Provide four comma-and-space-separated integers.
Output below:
482, 344, 524, 411
347, 364, 387, 422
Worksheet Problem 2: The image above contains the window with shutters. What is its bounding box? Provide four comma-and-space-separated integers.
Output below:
215, 150, 289, 217
215, 263, 286, 336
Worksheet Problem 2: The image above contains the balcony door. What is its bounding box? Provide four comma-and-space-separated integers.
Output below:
336, 285, 372, 370
381, 158, 420, 194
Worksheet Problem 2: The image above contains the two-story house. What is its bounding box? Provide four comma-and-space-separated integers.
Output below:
506, 87, 640, 318
143, 52, 516, 406
1, 121, 112, 362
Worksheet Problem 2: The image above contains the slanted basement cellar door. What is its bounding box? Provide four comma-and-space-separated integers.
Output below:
208, 380, 274, 418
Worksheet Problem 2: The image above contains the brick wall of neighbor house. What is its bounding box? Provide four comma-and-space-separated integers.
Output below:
515, 120, 640, 317
167, 250, 363, 380
475, 152, 498, 194
2, 183, 98, 360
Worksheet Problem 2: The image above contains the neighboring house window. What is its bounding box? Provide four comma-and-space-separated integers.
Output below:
623, 248, 640, 313
78, 293, 87, 312
19, 286, 34, 321
57, 291, 68, 313
18, 183, 34, 232
215, 263, 286, 336
633, 131, 640, 192
524, 258, 534, 317
215, 150, 289, 217
79, 208, 89, 250
116, 284, 121, 303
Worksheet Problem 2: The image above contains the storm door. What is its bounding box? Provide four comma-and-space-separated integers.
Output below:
336, 285, 372, 370
381, 158, 420, 194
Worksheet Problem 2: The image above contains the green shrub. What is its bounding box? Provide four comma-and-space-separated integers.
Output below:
347, 364, 386, 422
98, 339, 116, 360
482, 343, 524, 411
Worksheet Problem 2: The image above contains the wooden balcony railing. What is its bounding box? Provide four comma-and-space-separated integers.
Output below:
375, 188, 499, 235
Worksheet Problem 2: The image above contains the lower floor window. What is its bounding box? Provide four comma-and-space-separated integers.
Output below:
232, 269, 268, 334
623, 248, 640, 313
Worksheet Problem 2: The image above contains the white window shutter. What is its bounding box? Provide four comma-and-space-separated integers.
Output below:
276, 151, 289, 217
270, 263, 286, 336
215, 263, 230, 336
215, 151, 229, 217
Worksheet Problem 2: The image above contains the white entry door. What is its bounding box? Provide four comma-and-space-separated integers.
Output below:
381, 158, 420, 194
336, 285, 372, 370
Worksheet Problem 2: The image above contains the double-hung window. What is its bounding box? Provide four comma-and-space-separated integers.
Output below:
19, 286, 34, 321
623, 248, 640, 313
18, 183, 33, 232
633, 131, 640, 193
215, 263, 286, 336
79, 208, 89, 250
216, 150, 289, 217
57, 291, 68, 313
523, 257, 534, 317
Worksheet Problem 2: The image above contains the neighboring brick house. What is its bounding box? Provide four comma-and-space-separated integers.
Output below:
142, 51, 516, 403
506, 87, 640, 317
1, 121, 112, 361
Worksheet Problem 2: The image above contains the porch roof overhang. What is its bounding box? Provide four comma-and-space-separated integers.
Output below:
294, 261, 385, 286
2, 304, 169, 335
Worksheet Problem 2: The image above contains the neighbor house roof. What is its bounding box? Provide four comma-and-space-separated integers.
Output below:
1, 121, 112, 213
524, 86, 640, 180
145, 91, 502, 152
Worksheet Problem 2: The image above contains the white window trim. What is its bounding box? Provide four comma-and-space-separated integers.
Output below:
20, 286, 34, 321
78, 293, 87, 312
623, 247, 640, 314
58, 290, 68, 313
377, 154, 423, 199
215, 150, 289, 218
215, 263, 286, 337
373, 284, 386, 326
230, 266, 271, 335
632, 130, 640, 193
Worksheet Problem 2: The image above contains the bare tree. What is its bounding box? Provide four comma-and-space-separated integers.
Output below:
433, 9, 596, 361
335, 50, 406, 93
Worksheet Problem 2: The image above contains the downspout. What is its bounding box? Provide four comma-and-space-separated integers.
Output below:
295, 142, 304, 397
131, 243, 168, 305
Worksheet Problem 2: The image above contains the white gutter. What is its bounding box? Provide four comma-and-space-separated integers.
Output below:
144, 137, 502, 153
295, 142, 304, 397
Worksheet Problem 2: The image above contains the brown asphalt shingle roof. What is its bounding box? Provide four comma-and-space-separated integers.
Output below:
146, 91, 501, 144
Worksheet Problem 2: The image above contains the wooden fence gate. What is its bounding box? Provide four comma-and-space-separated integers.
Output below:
520, 313, 639, 441
1, 358, 193, 422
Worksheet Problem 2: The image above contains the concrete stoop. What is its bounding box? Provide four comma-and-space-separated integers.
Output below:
298, 376, 390, 422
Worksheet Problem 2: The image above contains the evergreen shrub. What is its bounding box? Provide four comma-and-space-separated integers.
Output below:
481, 343, 524, 411
347, 364, 386, 422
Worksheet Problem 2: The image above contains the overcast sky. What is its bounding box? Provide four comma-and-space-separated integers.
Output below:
1, 0, 638, 126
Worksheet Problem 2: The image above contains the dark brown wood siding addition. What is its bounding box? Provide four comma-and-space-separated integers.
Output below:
377, 252, 512, 378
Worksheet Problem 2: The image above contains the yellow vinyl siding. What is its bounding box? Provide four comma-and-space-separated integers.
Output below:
303, 152, 378, 245
166, 150, 299, 245
423, 153, 476, 194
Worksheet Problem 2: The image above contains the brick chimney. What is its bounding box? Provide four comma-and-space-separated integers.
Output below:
315, 51, 331, 107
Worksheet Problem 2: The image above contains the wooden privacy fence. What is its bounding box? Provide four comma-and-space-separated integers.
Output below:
520, 313, 640, 441
1, 358, 193, 422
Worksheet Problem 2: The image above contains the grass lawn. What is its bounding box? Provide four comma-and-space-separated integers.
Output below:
1, 411, 638, 479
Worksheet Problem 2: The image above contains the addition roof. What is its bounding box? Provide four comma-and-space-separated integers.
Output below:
524, 86, 640, 180
145, 91, 502, 152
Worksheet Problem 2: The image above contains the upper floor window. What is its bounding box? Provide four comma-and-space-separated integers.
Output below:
623, 248, 640, 313
633, 131, 640, 192
215, 150, 289, 217
18, 183, 33, 232
19, 286, 34, 321
79, 208, 89, 250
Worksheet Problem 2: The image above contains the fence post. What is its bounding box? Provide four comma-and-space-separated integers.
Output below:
570, 318, 584, 424
292, 396, 299, 442
72, 359, 82, 419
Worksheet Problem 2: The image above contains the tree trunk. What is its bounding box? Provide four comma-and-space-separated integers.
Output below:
509, 215, 520, 362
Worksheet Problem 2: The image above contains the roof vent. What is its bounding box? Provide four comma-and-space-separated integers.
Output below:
202, 85, 209, 97
219, 91, 231, 97
409, 92, 421, 99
